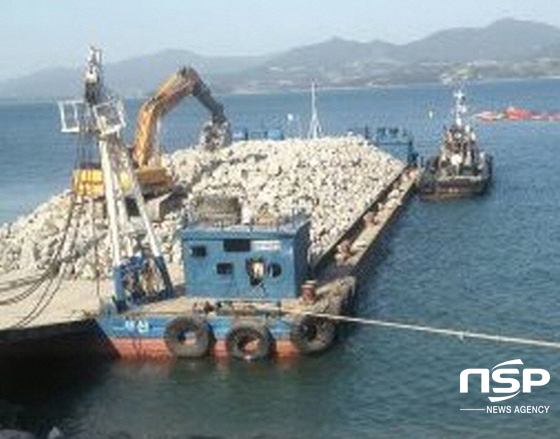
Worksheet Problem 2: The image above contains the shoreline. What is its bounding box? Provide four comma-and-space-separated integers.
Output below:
3, 76, 560, 105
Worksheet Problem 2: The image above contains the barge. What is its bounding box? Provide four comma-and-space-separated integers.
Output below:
0, 48, 417, 362
418, 89, 492, 200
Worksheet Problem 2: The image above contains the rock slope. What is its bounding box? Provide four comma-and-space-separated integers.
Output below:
0, 136, 403, 278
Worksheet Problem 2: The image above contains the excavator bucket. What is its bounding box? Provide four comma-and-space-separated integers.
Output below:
200, 120, 231, 151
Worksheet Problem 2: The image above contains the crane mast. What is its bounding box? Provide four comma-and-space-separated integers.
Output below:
58, 47, 173, 311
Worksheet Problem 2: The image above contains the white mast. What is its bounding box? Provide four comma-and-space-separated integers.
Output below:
454, 89, 467, 127
59, 47, 173, 309
307, 81, 322, 139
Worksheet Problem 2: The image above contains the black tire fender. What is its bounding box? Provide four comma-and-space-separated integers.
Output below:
290, 315, 336, 354
225, 322, 274, 361
164, 316, 213, 358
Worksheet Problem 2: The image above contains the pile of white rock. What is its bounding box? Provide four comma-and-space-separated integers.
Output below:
0, 136, 403, 279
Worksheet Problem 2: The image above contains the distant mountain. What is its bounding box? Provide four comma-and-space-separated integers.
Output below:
2, 19, 560, 99
0, 50, 267, 100
234, 18, 560, 91
397, 18, 560, 63
103, 49, 267, 96
0, 67, 82, 101
259, 37, 396, 69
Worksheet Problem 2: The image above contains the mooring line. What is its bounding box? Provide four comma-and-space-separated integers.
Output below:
120, 306, 560, 351
287, 311, 560, 350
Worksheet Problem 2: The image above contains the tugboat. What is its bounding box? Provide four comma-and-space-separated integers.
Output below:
99, 202, 355, 361
418, 89, 492, 200
58, 48, 354, 361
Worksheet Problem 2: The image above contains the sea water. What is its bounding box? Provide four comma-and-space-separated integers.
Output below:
1, 79, 560, 438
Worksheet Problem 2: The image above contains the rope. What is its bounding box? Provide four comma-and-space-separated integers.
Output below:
90, 198, 103, 307
284, 311, 560, 350
16, 123, 108, 325
0, 193, 78, 307
12, 195, 86, 328
0, 132, 89, 307
2, 131, 95, 328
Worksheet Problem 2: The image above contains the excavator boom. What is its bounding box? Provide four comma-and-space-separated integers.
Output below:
133, 67, 229, 168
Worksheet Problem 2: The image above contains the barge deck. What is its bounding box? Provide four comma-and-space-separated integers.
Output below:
0, 167, 418, 357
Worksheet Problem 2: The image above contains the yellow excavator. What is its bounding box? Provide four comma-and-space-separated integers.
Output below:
72, 60, 230, 201
132, 66, 230, 196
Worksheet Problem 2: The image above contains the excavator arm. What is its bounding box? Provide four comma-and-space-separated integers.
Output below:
132, 67, 229, 168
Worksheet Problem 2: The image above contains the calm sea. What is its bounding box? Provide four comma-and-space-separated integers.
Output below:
1, 80, 560, 438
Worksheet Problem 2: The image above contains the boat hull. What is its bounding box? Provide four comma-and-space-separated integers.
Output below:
96, 277, 355, 361
97, 313, 301, 360
417, 176, 491, 200
418, 156, 492, 201
105, 336, 300, 360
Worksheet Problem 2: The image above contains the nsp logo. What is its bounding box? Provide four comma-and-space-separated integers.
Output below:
460, 359, 550, 402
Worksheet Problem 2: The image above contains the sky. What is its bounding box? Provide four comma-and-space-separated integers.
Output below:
1, 0, 560, 81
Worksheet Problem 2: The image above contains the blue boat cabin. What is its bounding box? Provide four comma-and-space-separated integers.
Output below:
180, 219, 311, 300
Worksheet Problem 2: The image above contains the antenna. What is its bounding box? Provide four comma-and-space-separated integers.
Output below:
307, 81, 322, 139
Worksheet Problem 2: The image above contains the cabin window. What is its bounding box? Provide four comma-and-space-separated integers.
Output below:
190, 246, 207, 257
223, 239, 251, 252
216, 262, 234, 275
268, 263, 282, 278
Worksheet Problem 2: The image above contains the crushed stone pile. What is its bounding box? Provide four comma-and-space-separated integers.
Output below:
0, 136, 404, 279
